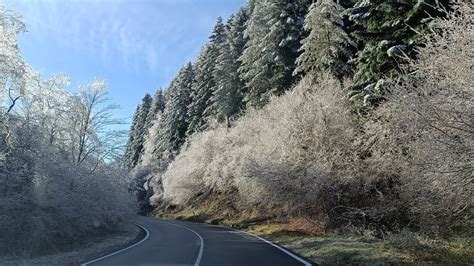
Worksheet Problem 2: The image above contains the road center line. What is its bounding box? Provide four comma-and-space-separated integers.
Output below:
160, 221, 204, 266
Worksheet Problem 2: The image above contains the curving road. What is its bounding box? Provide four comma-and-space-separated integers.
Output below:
82, 216, 314, 266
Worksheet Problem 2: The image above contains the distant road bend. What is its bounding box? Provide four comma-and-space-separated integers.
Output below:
82, 216, 313, 266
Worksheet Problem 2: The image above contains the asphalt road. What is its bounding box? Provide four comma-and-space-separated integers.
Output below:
82, 216, 313, 266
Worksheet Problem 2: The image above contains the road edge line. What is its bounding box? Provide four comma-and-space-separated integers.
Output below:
160, 221, 204, 266
80, 223, 150, 266
229, 228, 313, 266
157, 217, 312, 266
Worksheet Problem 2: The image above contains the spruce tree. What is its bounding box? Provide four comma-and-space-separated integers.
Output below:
346, 0, 450, 106
129, 93, 153, 168
186, 45, 214, 136
210, 8, 249, 125
123, 105, 140, 168
187, 17, 226, 136
156, 63, 194, 155
239, 0, 310, 108
247, 0, 257, 15
143, 88, 166, 135
295, 0, 355, 79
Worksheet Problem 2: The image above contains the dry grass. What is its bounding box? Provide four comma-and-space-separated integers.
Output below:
248, 224, 473, 265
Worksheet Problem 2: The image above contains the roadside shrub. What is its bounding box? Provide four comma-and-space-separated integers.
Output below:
163, 76, 364, 216
379, 3, 473, 234
136, 151, 173, 210
231, 77, 357, 213
0, 122, 135, 257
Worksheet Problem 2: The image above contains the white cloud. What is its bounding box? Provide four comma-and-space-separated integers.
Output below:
5, 0, 165, 73
2, 0, 244, 87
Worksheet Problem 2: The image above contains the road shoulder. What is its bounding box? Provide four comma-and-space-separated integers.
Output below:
0, 224, 142, 265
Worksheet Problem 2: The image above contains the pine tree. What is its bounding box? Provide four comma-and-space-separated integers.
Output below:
295, 0, 355, 79
346, 0, 450, 106
210, 7, 249, 125
187, 17, 226, 136
156, 63, 194, 155
239, 0, 310, 108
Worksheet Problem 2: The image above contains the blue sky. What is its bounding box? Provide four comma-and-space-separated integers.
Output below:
2, 0, 245, 126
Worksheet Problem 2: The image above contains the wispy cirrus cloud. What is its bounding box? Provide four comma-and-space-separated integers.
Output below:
1, 0, 244, 122
5, 0, 199, 74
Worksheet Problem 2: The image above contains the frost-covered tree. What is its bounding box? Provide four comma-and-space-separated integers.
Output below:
124, 105, 140, 168
295, 0, 355, 79
187, 17, 226, 136
125, 93, 152, 168
0, 5, 28, 110
1, 90, 134, 255
1, 76, 132, 255
346, 0, 450, 106
156, 63, 194, 155
239, 0, 310, 108
186, 46, 215, 136
210, 8, 249, 125
19, 75, 70, 145
63, 80, 127, 168
143, 88, 165, 136
138, 89, 166, 166
0, 4, 30, 159
140, 110, 163, 166
0, 5, 134, 256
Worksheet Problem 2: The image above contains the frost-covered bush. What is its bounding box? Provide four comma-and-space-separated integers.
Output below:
134, 148, 173, 211
162, 75, 406, 227
0, 121, 135, 256
162, 76, 364, 215
371, 3, 473, 234
232, 77, 357, 211
0, 4, 135, 257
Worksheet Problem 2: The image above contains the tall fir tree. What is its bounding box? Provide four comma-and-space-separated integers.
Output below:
136, 88, 167, 166
239, 0, 310, 108
124, 105, 140, 168
143, 88, 166, 134
124, 94, 153, 168
130, 93, 153, 168
210, 7, 249, 125
346, 0, 450, 106
295, 0, 355, 79
187, 17, 227, 136
156, 63, 194, 155
247, 0, 257, 15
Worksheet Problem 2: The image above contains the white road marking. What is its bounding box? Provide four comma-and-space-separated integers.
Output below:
228, 227, 312, 266
81, 218, 310, 266
168, 219, 313, 266
80, 223, 150, 266
160, 221, 204, 266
